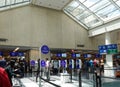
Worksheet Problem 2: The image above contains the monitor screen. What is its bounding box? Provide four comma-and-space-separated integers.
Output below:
96, 54, 101, 58
10, 52, 18, 56
0, 52, 3, 56
87, 54, 91, 58
76, 54, 80, 57
71, 53, 76, 58
18, 52, 24, 56
62, 53, 67, 58
56, 53, 61, 57
84, 54, 87, 58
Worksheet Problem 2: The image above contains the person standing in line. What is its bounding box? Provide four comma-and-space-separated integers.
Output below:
0, 67, 12, 87
0, 56, 12, 87
100, 59, 104, 73
36, 59, 40, 82
45, 58, 50, 81
0, 56, 6, 68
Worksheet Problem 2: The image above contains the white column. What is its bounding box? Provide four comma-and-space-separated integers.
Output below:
105, 32, 113, 67
105, 32, 111, 45
104, 32, 114, 77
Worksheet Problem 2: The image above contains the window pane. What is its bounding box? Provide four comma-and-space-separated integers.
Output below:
96, 4, 117, 19
76, 11, 91, 20
72, 5, 85, 16
105, 10, 120, 20
0, 0, 5, 7
86, 19, 102, 28
83, 0, 100, 8
6, 0, 15, 5
81, 15, 96, 23
64, 1, 79, 12
113, 0, 119, 1
16, 0, 23, 3
90, 0, 110, 12
116, 0, 120, 7
24, 0, 29, 1
80, 15, 102, 28
79, 0, 86, 3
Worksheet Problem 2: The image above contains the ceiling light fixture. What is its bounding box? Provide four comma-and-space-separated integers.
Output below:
13, 47, 19, 52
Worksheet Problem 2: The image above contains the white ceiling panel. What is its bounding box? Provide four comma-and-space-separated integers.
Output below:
32, 0, 71, 10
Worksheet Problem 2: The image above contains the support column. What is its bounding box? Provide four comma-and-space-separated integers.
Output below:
104, 32, 114, 76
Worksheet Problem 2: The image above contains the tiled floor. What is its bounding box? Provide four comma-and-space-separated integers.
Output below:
13, 73, 120, 87
18, 75, 94, 87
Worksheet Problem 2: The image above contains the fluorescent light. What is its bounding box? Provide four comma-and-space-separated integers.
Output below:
13, 47, 19, 52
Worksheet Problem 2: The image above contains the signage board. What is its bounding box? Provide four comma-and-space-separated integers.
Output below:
41, 45, 49, 54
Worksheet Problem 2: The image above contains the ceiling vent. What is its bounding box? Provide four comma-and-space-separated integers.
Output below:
77, 44, 84, 47
0, 38, 8, 42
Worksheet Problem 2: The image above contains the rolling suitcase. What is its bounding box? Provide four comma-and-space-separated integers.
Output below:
115, 70, 120, 77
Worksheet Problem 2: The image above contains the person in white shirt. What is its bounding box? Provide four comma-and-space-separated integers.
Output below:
45, 58, 50, 81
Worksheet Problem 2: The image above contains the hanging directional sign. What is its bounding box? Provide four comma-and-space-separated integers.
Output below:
41, 45, 49, 54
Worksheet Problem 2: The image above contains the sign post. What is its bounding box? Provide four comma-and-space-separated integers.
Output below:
39, 45, 50, 87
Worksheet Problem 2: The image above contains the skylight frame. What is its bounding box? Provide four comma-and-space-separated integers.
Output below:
63, 0, 120, 30
0, 0, 30, 11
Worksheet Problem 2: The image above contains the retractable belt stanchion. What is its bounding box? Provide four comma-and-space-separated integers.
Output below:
79, 70, 82, 87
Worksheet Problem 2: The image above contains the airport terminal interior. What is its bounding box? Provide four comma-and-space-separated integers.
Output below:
1, 0, 120, 87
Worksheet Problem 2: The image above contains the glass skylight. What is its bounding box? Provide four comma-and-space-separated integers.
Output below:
0, 0, 30, 11
64, 0, 120, 29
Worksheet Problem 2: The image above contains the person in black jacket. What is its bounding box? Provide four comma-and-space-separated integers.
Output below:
36, 59, 40, 82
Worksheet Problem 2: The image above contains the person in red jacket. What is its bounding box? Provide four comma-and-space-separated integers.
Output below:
0, 67, 12, 87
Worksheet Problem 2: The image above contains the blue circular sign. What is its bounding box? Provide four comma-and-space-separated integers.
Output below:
41, 45, 49, 54
61, 60, 66, 67
30, 60, 35, 66
41, 60, 46, 67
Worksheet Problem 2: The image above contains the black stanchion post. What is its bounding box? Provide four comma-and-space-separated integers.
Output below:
70, 69, 72, 83
79, 70, 82, 87
95, 72, 98, 87
99, 68, 102, 87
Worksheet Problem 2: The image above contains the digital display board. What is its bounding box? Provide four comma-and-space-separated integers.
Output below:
62, 53, 67, 58
76, 54, 80, 57
56, 53, 61, 57
10, 52, 18, 56
98, 44, 118, 54
71, 53, 76, 58
18, 52, 24, 56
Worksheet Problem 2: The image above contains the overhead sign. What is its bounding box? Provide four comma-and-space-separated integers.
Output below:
98, 44, 118, 54
41, 45, 49, 54
41, 60, 46, 67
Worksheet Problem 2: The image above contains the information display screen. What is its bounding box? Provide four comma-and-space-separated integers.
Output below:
10, 52, 18, 56
62, 53, 67, 58
98, 44, 118, 54
56, 53, 61, 57
76, 54, 80, 57
71, 53, 76, 58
